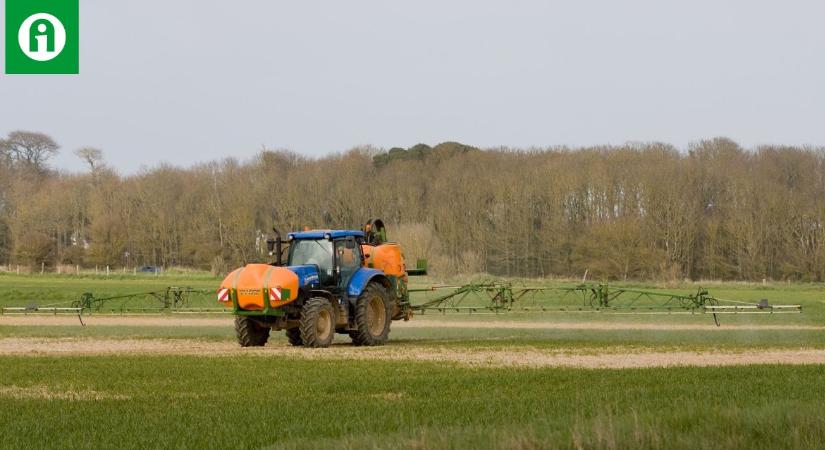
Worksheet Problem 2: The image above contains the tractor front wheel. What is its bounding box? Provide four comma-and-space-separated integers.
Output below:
235, 316, 270, 347
350, 282, 392, 346
300, 298, 335, 348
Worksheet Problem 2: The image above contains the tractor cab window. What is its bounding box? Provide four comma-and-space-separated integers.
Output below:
289, 239, 334, 285
335, 238, 361, 292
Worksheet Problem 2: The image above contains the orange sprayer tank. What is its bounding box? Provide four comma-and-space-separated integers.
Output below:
362, 243, 406, 277
218, 264, 299, 310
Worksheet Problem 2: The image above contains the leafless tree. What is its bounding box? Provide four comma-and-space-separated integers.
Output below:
74, 147, 104, 173
2, 131, 60, 171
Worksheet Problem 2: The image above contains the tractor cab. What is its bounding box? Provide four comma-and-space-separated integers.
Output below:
285, 230, 365, 292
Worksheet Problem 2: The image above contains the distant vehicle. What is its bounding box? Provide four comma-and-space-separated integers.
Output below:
138, 266, 161, 273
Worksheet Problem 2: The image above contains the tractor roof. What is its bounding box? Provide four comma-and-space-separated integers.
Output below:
288, 230, 365, 240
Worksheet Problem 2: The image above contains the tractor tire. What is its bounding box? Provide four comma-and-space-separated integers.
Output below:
300, 298, 335, 348
350, 282, 392, 346
285, 328, 303, 346
235, 316, 270, 347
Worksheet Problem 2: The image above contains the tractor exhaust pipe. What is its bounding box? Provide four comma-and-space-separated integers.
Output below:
266, 228, 283, 266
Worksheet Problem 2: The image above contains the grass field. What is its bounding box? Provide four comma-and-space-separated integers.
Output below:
1, 273, 824, 449
2, 357, 824, 449
0, 272, 220, 309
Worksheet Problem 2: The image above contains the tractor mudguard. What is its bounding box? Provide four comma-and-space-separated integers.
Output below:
347, 268, 391, 299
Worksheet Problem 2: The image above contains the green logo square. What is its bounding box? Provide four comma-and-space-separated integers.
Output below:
5, 0, 79, 74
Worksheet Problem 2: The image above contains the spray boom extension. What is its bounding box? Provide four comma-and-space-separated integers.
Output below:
409, 282, 802, 325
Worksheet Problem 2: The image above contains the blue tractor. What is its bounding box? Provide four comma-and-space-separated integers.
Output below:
218, 220, 421, 347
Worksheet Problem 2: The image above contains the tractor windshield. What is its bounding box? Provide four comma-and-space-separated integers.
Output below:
289, 239, 334, 284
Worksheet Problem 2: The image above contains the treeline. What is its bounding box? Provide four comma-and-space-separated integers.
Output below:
1, 131, 824, 281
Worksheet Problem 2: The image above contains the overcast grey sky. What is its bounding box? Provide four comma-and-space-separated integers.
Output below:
1, 0, 823, 172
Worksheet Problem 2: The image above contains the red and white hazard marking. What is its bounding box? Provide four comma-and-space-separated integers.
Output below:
217, 288, 229, 302
269, 287, 282, 302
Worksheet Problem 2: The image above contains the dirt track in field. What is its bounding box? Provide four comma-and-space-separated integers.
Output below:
1, 337, 824, 368
1, 315, 823, 331
402, 319, 825, 331
0, 384, 130, 401
0, 315, 234, 327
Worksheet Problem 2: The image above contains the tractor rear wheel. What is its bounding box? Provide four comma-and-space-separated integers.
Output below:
300, 298, 335, 348
350, 282, 392, 346
285, 328, 303, 346
235, 316, 270, 347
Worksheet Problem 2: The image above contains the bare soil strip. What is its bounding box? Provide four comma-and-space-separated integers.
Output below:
0, 385, 129, 401
401, 319, 825, 331
1, 337, 824, 368
1, 315, 822, 331
0, 315, 233, 327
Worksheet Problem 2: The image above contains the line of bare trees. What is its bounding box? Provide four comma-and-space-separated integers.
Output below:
1, 131, 824, 281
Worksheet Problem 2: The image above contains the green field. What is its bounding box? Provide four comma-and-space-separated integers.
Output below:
2, 357, 824, 449
1, 271, 824, 321
1, 274, 824, 449
0, 272, 220, 310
